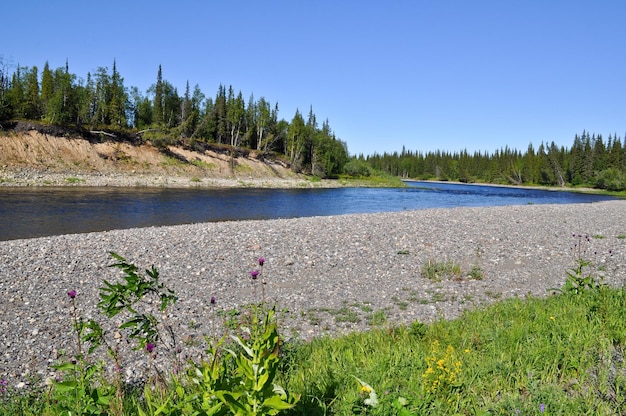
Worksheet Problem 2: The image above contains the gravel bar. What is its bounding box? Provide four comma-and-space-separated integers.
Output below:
1, 200, 625, 388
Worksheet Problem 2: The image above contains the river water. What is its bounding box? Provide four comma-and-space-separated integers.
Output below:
0, 181, 616, 241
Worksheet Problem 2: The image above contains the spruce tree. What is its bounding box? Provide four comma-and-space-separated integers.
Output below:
153, 65, 163, 125
23, 66, 40, 120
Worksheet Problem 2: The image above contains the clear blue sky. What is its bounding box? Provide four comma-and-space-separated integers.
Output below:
2, 1, 625, 157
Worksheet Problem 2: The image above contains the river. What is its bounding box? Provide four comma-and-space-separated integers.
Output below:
0, 181, 616, 241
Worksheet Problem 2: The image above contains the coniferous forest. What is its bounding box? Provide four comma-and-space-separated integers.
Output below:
362, 132, 626, 191
1, 58, 625, 190
0, 59, 350, 178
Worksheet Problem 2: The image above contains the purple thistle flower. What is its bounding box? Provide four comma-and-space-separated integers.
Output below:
210, 296, 216, 304
146, 343, 156, 353
67, 290, 77, 299
258, 257, 265, 266
250, 270, 259, 280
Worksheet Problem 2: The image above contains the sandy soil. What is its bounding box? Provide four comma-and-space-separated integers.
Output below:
0, 129, 329, 188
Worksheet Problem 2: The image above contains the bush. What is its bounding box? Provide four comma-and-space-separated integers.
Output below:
593, 168, 626, 191
343, 160, 371, 177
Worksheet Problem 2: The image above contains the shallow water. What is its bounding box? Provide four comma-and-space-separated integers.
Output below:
0, 181, 615, 240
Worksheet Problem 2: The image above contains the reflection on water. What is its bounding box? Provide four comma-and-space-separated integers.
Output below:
0, 182, 616, 241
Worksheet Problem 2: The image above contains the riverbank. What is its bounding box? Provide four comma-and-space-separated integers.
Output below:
1, 200, 625, 388
0, 167, 340, 188
0, 129, 344, 189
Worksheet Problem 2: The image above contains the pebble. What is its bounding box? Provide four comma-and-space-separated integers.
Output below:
0, 200, 625, 388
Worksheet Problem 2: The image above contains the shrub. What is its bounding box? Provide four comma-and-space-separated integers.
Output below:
343, 160, 371, 177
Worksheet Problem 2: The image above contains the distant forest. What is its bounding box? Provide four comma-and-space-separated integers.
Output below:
0, 58, 624, 190
361, 132, 626, 191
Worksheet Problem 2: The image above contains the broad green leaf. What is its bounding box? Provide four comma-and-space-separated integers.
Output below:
262, 394, 296, 410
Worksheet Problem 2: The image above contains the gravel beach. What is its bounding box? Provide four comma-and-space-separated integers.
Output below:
1, 200, 625, 389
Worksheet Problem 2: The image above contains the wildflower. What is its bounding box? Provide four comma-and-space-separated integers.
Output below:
540, 403, 545, 413
0, 379, 7, 394
258, 257, 265, 266
250, 270, 259, 280
354, 377, 378, 407
549, 316, 555, 320
146, 343, 156, 353
210, 296, 216, 304
67, 290, 77, 299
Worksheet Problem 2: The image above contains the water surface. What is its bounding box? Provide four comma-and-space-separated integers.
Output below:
0, 181, 615, 241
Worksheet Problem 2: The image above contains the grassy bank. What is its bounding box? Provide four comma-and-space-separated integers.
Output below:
1, 284, 625, 415
280, 286, 626, 414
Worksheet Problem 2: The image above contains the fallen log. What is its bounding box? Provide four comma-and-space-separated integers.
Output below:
89, 130, 117, 138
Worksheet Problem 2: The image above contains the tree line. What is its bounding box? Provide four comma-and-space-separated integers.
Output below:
0, 59, 349, 177
1, 58, 624, 190
361, 131, 626, 191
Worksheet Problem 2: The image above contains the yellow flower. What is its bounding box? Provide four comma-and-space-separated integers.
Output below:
550, 316, 555, 320
361, 385, 372, 393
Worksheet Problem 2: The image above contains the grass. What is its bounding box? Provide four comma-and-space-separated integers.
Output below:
64, 176, 85, 184
3, 288, 625, 414
278, 287, 626, 414
160, 155, 185, 167
337, 173, 407, 188
421, 258, 462, 281
191, 159, 216, 170
421, 257, 484, 282
233, 163, 254, 173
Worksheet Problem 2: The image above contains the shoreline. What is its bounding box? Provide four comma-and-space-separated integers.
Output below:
0, 167, 342, 189
1, 200, 625, 388
1, 167, 618, 195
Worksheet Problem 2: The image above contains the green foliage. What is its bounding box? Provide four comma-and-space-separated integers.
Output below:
343, 159, 372, 177
1, 58, 350, 176
137, 307, 300, 416
30, 254, 299, 416
561, 257, 604, 295
101, 252, 178, 350
139, 339, 229, 416
559, 234, 607, 295
218, 306, 299, 415
42, 252, 180, 416
420, 258, 462, 281
364, 131, 626, 191
594, 167, 626, 191
65, 176, 86, 183
49, 359, 117, 416
278, 287, 626, 414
